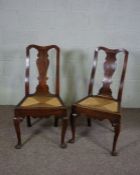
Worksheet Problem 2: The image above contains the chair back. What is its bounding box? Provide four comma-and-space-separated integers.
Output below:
88, 46, 128, 102
25, 45, 60, 96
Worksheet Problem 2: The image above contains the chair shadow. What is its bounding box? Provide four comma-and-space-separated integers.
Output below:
62, 49, 89, 107
30, 118, 42, 126
22, 118, 60, 146
21, 118, 50, 146
118, 139, 140, 152
75, 119, 114, 153
93, 120, 113, 132
75, 130, 111, 153
78, 122, 140, 154
22, 128, 42, 146
90, 137, 111, 153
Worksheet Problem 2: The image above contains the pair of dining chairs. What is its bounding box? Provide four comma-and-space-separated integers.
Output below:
13, 45, 128, 156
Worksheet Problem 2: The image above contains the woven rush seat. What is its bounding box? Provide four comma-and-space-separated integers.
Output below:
20, 95, 63, 108
78, 96, 118, 113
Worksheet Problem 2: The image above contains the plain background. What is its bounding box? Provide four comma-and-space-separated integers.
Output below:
0, 0, 140, 107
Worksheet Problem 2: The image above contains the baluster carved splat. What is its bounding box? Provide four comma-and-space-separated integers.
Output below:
98, 51, 117, 97
35, 48, 50, 95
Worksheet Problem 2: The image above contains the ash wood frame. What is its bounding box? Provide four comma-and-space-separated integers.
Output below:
14, 45, 68, 149
69, 46, 129, 156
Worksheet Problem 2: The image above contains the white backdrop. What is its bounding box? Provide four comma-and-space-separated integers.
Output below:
0, 0, 140, 107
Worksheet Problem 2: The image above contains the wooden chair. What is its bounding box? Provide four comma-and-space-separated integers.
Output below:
69, 46, 129, 156
14, 45, 68, 149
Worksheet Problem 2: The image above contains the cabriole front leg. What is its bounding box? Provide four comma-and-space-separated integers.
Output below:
13, 117, 22, 149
